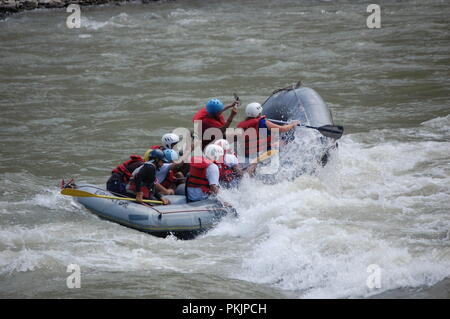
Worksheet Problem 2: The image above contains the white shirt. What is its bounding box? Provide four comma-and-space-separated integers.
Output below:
187, 163, 219, 201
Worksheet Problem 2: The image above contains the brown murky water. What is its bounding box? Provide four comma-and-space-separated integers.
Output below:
0, 0, 449, 298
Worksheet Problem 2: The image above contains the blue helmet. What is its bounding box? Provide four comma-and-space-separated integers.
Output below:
149, 149, 166, 162
206, 98, 224, 115
163, 149, 179, 163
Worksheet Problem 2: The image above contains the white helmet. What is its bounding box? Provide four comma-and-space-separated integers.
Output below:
161, 133, 180, 149
245, 102, 263, 117
204, 144, 224, 162
214, 139, 230, 151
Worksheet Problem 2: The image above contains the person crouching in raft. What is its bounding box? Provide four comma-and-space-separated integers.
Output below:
106, 154, 144, 196
126, 149, 170, 205
214, 139, 243, 188
192, 98, 240, 149
154, 149, 185, 196
186, 144, 224, 202
237, 102, 299, 172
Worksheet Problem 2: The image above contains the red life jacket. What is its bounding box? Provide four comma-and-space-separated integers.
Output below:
217, 153, 235, 183
127, 183, 152, 199
186, 156, 214, 194
237, 116, 271, 157
192, 107, 225, 148
160, 170, 176, 188
112, 155, 144, 183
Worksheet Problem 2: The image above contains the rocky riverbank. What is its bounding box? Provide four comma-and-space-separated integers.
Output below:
0, 0, 158, 19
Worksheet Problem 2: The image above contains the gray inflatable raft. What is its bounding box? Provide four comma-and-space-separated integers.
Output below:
72, 184, 233, 239
262, 85, 335, 128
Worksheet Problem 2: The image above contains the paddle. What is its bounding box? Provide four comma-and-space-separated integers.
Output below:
233, 93, 240, 104
251, 149, 279, 164
60, 188, 164, 204
268, 119, 344, 139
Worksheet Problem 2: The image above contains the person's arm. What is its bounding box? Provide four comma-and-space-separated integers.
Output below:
221, 101, 240, 113
206, 164, 220, 195
220, 101, 240, 132
221, 109, 237, 132
266, 119, 299, 133
155, 183, 174, 195
152, 186, 170, 205
210, 184, 220, 195
134, 163, 155, 202
169, 161, 184, 171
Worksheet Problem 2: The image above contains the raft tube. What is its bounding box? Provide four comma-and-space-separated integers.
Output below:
262, 85, 334, 127
73, 184, 233, 240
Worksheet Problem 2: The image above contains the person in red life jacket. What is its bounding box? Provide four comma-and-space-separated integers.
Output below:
237, 102, 299, 165
214, 139, 243, 188
126, 149, 170, 205
192, 98, 240, 149
155, 149, 185, 196
186, 144, 224, 202
106, 155, 144, 196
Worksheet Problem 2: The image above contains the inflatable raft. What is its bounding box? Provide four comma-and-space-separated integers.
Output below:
68, 184, 234, 240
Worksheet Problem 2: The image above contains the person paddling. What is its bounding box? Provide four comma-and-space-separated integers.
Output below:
237, 102, 299, 166
192, 98, 240, 149
186, 144, 224, 202
126, 149, 170, 205
155, 149, 185, 196
214, 139, 243, 188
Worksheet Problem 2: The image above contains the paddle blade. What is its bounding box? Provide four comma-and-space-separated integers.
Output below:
316, 125, 344, 139
61, 188, 95, 198
252, 149, 279, 164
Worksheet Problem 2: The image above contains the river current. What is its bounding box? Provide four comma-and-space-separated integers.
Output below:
0, 0, 449, 298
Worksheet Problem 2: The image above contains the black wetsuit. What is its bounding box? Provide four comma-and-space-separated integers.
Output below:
130, 162, 162, 200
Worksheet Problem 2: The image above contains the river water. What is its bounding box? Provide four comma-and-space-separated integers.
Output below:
0, 0, 449, 298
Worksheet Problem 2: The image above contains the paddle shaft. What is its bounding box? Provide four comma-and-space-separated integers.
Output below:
60, 188, 164, 204
267, 118, 343, 139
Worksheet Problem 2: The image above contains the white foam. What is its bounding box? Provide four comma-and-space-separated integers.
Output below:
1, 121, 448, 298
210, 124, 450, 297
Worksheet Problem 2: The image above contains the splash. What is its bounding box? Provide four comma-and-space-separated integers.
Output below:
214, 120, 450, 298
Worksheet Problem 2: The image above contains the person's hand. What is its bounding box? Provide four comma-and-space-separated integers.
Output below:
231, 105, 238, 116
246, 163, 258, 176
136, 192, 144, 203
166, 189, 175, 195
290, 120, 300, 129
161, 198, 170, 205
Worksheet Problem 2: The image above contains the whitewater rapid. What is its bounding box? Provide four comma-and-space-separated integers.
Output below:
1, 0, 449, 298
2, 117, 449, 298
